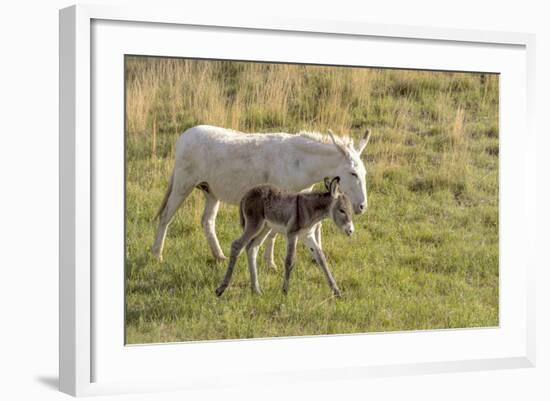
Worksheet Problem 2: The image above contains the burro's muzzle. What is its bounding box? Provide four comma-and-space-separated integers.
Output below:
354, 202, 367, 215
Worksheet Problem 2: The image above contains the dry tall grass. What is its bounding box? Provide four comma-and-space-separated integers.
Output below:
126, 57, 498, 196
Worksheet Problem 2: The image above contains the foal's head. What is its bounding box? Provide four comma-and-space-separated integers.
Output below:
325, 177, 354, 237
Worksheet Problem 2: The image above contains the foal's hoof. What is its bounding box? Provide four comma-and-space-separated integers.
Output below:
333, 289, 342, 298
151, 249, 163, 262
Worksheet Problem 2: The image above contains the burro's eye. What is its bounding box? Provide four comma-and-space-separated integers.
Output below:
339, 209, 346, 214
350, 172, 359, 179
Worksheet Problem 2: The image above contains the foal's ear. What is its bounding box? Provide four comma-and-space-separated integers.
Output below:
324, 177, 331, 191
330, 176, 341, 197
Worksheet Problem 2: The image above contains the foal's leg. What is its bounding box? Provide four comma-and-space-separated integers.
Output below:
152, 180, 195, 261
246, 227, 272, 294
201, 191, 226, 262
300, 232, 341, 297
263, 231, 278, 270
215, 220, 264, 296
282, 235, 298, 294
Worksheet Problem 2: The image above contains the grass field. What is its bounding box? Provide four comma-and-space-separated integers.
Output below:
125, 56, 499, 344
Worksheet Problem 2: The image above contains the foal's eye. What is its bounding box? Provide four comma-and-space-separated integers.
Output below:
350, 172, 359, 179
339, 209, 346, 214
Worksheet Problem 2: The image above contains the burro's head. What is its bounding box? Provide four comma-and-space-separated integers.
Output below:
328, 128, 371, 215
326, 177, 355, 237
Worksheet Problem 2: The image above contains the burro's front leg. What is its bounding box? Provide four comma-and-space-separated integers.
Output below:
282, 235, 298, 294
300, 231, 342, 297
314, 222, 322, 250
305, 223, 322, 262
263, 231, 278, 270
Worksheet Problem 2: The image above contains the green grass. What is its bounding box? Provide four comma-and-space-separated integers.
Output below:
125, 57, 499, 344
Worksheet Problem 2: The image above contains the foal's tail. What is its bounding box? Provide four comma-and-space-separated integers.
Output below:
152, 170, 175, 222
239, 201, 245, 228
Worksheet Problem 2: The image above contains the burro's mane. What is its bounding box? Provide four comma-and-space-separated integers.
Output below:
296, 130, 355, 148
215, 125, 355, 150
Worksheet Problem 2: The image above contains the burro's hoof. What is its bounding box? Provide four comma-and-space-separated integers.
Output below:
266, 262, 278, 271
215, 286, 226, 297
333, 288, 342, 298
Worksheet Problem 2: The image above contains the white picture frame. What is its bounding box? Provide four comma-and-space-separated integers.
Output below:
59, 4, 536, 397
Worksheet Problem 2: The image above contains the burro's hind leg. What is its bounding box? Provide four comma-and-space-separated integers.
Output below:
300, 231, 341, 297
200, 187, 226, 262
245, 226, 272, 294
152, 175, 195, 261
216, 219, 265, 297
282, 234, 298, 294
263, 231, 278, 270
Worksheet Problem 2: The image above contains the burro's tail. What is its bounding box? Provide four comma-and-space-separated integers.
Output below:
153, 170, 175, 222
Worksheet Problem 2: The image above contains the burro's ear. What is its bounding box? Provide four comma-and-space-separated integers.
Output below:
357, 128, 371, 155
330, 176, 341, 197
324, 177, 331, 191
327, 129, 348, 156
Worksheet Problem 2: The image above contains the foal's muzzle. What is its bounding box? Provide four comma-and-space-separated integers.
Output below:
343, 222, 354, 237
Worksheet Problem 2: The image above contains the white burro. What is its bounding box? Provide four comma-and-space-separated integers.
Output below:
152, 125, 370, 269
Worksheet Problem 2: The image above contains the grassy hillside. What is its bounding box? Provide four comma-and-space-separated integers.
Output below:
125, 56, 499, 343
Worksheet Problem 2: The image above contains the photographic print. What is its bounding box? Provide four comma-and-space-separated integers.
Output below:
125, 56, 499, 344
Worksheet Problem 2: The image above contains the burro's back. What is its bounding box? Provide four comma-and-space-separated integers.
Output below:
216, 178, 354, 298
174, 126, 298, 205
